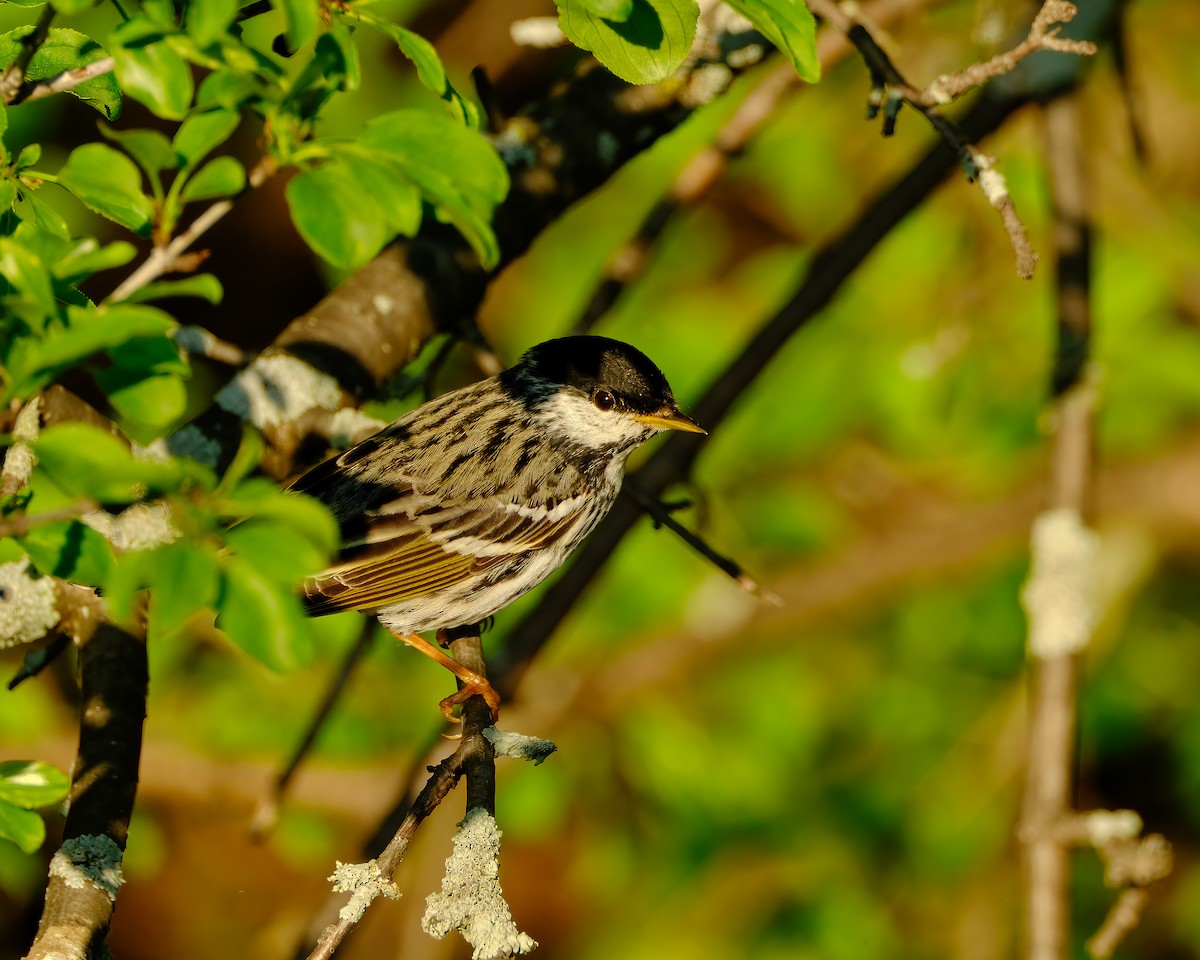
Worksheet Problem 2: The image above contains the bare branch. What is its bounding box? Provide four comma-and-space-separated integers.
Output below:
803, 0, 1098, 277
0, 5, 53, 105
19, 55, 114, 104
105, 157, 277, 305
1019, 90, 1095, 960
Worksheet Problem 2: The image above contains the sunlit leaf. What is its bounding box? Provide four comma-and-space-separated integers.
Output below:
725, 0, 819, 82
555, 0, 698, 84
58, 143, 154, 235
216, 558, 314, 671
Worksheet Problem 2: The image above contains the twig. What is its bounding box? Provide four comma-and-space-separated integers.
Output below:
19, 56, 114, 104
571, 0, 932, 333
806, 0, 1097, 278
250, 620, 376, 838
105, 157, 276, 305
172, 325, 255, 367
622, 482, 781, 604
0, 500, 98, 538
919, 2, 1097, 106
0, 5, 54, 105
1019, 91, 1094, 960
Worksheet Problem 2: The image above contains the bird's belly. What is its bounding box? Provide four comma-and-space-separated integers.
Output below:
374, 541, 578, 636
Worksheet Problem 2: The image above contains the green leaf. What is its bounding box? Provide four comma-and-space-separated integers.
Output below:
58, 143, 154, 236
225, 518, 326, 583
186, 0, 238, 46
555, 0, 698, 84
314, 26, 359, 93
147, 540, 219, 633
0, 237, 57, 320
0, 800, 46, 854
100, 126, 178, 177
172, 107, 238, 170
19, 519, 116, 585
579, 0, 634, 18
216, 557, 314, 671
0, 761, 70, 809
12, 303, 174, 394
285, 162, 390, 270
275, 0, 318, 51
34, 421, 208, 502
51, 0, 100, 14
107, 333, 189, 374
0, 178, 17, 212
179, 155, 245, 203
725, 0, 819, 82
111, 19, 194, 120
337, 153, 421, 236
195, 68, 260, 110
216, 478, 338, 555
0, 26, 120, 118
95, 366, 188, 428
14, 192, 71, 240
359, 110, 509, 268
15, 143, 41, 170
372, 21, 476, 126
124, 273, 224, 304
52, 239, 138, 283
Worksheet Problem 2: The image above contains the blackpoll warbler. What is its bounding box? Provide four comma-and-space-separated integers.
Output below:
294, 336, 704, 719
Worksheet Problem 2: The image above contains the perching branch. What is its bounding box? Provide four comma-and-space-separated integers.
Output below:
304, 626, 498, 960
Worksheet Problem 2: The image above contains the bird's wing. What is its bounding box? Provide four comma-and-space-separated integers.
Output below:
301, 492, 591, 616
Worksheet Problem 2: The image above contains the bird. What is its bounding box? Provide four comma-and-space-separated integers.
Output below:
292, 336, 705, 721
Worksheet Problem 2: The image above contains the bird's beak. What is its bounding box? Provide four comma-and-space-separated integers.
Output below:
633, 408, 707, 435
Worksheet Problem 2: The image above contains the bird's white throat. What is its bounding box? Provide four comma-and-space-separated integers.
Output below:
531, 389, 656, 452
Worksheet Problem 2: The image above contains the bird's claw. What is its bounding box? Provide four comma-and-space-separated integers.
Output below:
438, 677, 501, 724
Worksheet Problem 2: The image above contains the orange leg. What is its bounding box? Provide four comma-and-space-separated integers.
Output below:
391, 631, 501, 722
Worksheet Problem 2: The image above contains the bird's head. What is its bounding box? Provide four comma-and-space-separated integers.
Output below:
502, 336, 705, 453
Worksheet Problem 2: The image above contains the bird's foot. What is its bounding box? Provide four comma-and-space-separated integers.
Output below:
439, 673, 502, 724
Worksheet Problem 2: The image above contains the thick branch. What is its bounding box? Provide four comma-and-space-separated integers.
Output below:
23, 621, 149, 960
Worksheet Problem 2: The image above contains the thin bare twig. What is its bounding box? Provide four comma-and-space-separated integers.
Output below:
623, 483, 781, 604
105, 157, 276, 305
805, 0, 1098, 278
1019, 91, 1093, 960
0, 5, 54, 105
0, 500, 98, 538
19, 56, 114, 104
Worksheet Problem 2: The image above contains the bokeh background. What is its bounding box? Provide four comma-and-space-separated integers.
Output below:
3, 0, 1200, 957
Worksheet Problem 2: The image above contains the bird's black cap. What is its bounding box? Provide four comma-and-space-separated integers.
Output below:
506, 336, 677, 415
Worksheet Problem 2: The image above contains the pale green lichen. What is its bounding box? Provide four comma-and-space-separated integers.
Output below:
483, 728, 557, 766
1022, 507, 1098, 657
422, 808, 537, 959
0, 562, 59, 649
49, 835, 124, 901
329, 858, 401, 923
83, 502, 179, 551
216, 354, 342, 429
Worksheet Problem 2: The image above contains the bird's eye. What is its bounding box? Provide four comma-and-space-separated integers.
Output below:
592, 388, 615, 411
